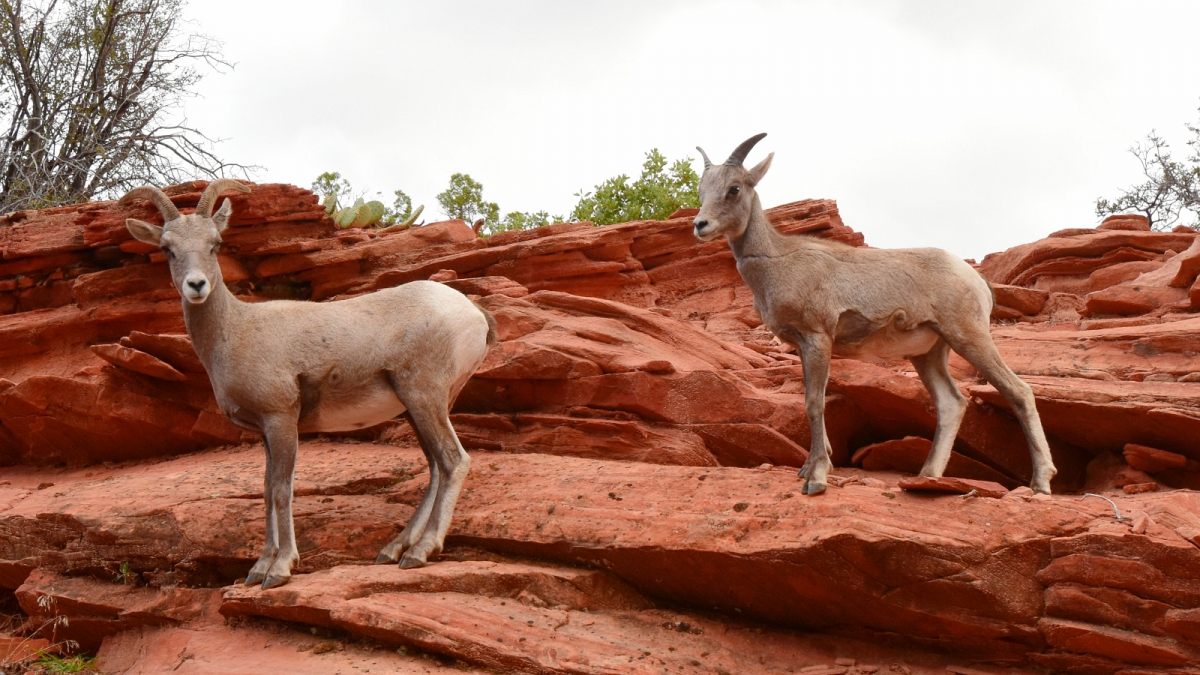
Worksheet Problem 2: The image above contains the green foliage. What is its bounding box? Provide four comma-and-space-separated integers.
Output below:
313, 173, 422, 230
436, 173, 499, 224
114, 561, 133, 585
478, 210, 564, 237
35, 653, 96, 673
312, 171, 352, 212
1097, 107, 1200, 231
570, 149, 701, 225
385, 189, 413, 224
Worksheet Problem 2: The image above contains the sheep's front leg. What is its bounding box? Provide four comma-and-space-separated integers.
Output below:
245, 414, 300, 589
797, 333, 834, 495
245, 435, 277, 586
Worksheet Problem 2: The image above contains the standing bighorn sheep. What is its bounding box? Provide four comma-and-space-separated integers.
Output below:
122, 181, 496, 588
693, 134, 1057, 496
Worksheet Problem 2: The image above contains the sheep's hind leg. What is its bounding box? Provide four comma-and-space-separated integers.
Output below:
949, 331, 1056, 493
397, 399, 470, 569
797, 334, 834, 495
247, 414, 301, 589
376, 411, 442, 564
910, 339, 968, 478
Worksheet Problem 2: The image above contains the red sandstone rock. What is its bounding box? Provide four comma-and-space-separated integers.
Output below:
220, 561, 957, 675
3, 442, 1200, 671
17, 569, 220, 651
0, 635, 53, 666
851, 436, 1016, 486
118, 331, 205, 373
1124, 443, 1193, 473
96, 604, 482, 675
0, 187, 867, 469
896, 476, 1009, 498
91, 343, 187, 381
992, 284, 1049, 316
1085, 283, 1188, 316
979, 231, 1195, 286
8, 183, 1200, 672
1098, 214, 1151, 231
970, 375, 1200, 462
1033, 259, 1164, 296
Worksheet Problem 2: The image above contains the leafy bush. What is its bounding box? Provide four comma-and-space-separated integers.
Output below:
436, 173, 500, 224
570, 149, 700, 225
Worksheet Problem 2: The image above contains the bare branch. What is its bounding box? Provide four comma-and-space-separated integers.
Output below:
0, 0, 254, 213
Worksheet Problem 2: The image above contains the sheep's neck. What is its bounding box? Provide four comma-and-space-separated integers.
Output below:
728, 198, 786, 262
182, 274, 240, 371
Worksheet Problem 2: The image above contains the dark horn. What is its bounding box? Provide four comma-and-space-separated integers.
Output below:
724, 133, 767, 167
195, 179, 251, 218
118, 186, 182, 223
696, 146, 713, 171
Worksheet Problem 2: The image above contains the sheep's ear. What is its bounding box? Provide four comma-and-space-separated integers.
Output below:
747, 152, 774, 187
211, 198, 233, 232
126, 218, 163, 245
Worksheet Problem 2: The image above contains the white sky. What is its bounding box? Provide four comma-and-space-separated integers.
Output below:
181, 0, 1200, 260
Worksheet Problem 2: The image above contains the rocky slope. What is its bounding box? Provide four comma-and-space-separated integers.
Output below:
1, 186, 1199, 673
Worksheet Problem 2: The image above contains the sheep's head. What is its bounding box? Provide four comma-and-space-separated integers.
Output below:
693, 133, 773, 242
122, 180, 251, 304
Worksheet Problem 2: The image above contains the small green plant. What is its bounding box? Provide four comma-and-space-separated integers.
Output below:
35, 652, 96, 673
114, 561, 133, 585
313, 172, 425, 230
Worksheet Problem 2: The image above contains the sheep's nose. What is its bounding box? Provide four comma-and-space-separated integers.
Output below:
694, 219, 708, 230
187, 278, 207, 292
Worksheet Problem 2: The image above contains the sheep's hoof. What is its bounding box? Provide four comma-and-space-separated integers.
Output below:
375, 552, 396, 564
802, 480, 826, 496
1031, 481, 1052, 495
398, 553, 427, 570
244, 571, 265, 586
798, 465, 809, 478
261, 574, 290, 590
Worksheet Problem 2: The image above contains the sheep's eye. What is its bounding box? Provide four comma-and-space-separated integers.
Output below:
727, 186, 741, 199
162, 247, 175, 259
210, 243, 220, 254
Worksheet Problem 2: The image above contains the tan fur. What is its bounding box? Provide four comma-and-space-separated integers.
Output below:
122, 182, 492, 588
693, 134, 1056, 495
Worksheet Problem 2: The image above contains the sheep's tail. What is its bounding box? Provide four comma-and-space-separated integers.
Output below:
474, 301, 499, 345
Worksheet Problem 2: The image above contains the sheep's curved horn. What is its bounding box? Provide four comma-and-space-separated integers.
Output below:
118, 186, 182, 223
697, 147, 713, 171
725, 133, 767, 167
195, 179, 251, 218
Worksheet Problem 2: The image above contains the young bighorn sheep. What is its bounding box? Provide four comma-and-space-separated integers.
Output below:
693, 134, 1057, 496
121, 181, 496, 588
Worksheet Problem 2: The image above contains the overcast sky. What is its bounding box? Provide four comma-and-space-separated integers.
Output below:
181, 0, 1200, 260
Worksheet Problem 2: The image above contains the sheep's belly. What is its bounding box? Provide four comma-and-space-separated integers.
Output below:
303, 390, 407, 433
834, 326, 940, 363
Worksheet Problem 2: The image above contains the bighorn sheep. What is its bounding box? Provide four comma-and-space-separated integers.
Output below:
121, 181, 496, 588
692, 134, 1057, 495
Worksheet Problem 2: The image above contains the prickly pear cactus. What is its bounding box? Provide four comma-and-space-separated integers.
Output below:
331, 197, 389, 229
366, 200, 386, 222
378, 204, 424, 233
333, 206, 357, 228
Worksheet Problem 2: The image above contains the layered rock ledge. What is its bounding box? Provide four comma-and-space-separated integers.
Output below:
4, 184, 1200, 672
4, 443, 1199, 674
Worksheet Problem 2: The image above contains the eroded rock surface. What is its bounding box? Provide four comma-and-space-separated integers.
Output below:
4, 183, 1200, 672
